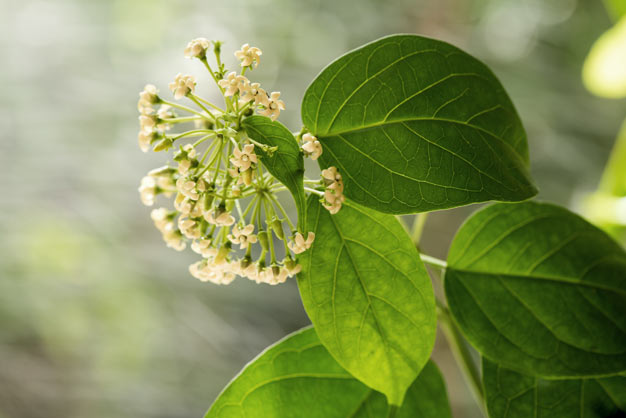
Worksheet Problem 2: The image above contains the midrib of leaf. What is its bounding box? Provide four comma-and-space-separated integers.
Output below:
325, 210, 400, 401
319, 48, 439, 132
245, 122, 306, 230
321, 117, 525, 167
345, 390, 378, 418
448, 270, 626, 306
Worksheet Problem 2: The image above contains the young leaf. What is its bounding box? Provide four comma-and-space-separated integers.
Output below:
444, 201, 626, 378
297, 197, 437, 405
242, 116, 307, 231
206, 327, 452, 418
301, 34, 537, 214
483, 358, 626, 418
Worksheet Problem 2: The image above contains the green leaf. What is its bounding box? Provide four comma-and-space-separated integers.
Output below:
301, 34, 536, 214
242, 116, 307, 231
583, 16, 626, 99
604, 0, 626, 21
352, 361, 452, 418
297, 196, 437, 405
205, 327, 452, 418
444, 201, 626, 378
483, 358, 626, 418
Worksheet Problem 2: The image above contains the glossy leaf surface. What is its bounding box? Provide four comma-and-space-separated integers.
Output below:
298, 197, 436, 405
483, 358, 626, 418
445, 202, 626, 378
206, 327, 451, 418
301, 34, 536, 214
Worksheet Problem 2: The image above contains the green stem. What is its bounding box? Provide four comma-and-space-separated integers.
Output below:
437, 302, 487, 417
188, 94, 217, 121
192, 94, 225, 113
304, 187, 324, 196
201, 58, 225, 94
160, 99, 210, 119
268, 193, 295, 230
411, 213, 428, 245
420, 254, 447, 270
386, 405, 399, 418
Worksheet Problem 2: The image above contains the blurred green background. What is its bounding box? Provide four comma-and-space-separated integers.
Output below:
1, 0, 624, 417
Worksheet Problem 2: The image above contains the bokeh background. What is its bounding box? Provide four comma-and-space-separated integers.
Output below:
1, 0, 625, 417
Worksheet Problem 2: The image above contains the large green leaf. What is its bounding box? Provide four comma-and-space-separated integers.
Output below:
242, 116, 307, 231
583, 16, 626, 99
301, 34, 536, 214
444, 201, 626, 378
205, 327, 452, 418
297, 197, 437, 405
483, 358, 626, 418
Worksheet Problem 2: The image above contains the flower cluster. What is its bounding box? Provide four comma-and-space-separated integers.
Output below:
136, 39, 314, 286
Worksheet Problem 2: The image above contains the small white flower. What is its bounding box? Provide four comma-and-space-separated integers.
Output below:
157, 104, 175, 121
138, 128, 158, 152
301, 133, 322, 160
239, 82, 266, 105
204, 209, 235, 226
176, 177, 200, 201
190, 260, 235, 284
178, 159, 192, 175
322, 190, 345, 214
191, 238, 217, 258
182, 144, 197, 159
263, 266, 288, 285
168, 73, 196, 100
230, 144, 257, 171
284, 259, 302, 276
151, 208, 173, 232
139, 114, 158, 131
184, 38, 211, 59
218, 72, 249, 97
234, 44, 262, 68
228, 224, 258, 249
321, 166, 345, 214
287, 232, 315, 254
163, 229, 186, 251
178, 217, 202, 239
138, 84, 159, 114
139, 176, 157, 206
258, 91, 285, 121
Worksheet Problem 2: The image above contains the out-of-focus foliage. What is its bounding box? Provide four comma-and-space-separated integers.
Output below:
604, 0, 626, 21
584, 120, 626, 242
583, 16, 626, 98
1, 0, 624, 417
581, 0, 626, 243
